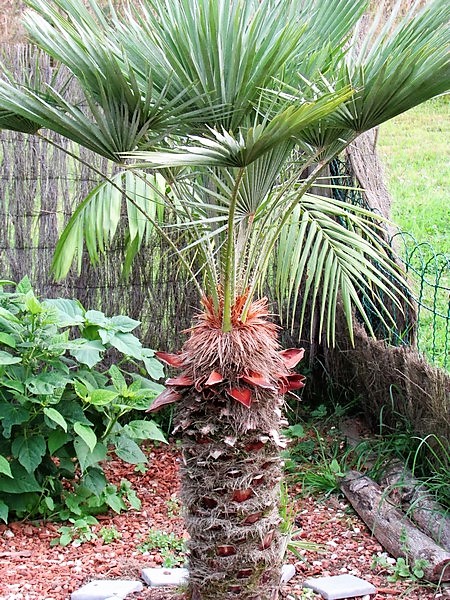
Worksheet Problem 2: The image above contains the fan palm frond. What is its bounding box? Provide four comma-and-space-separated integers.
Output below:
0, 0, 448, 341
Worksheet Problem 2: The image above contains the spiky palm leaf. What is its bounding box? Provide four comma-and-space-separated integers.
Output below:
0, 0, 447, 339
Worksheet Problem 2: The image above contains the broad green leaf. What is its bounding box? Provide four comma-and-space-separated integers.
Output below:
74, 439, 107, 473
0, 403, 30, 438
44, 496, 55, 511
120, 386, 159, 410
104, 492, 126, 513
0, 332, 16, 348
285, 424, 305, 439
0, 455, 13, 478
108, 364, 127, 393
123, 420, 167, 443
84, 310, 109, 327
141, 351, 165, 380
131, 374, 165, 395
74, 422, 97, 452
126, 488, 141, 510
0, 462, 42, 493
11, 435, 46, 473
0, 499, 8, 523
58, 532, 73, 547
69, 339, 105, 368
24, 291, 42, 315
0, 306, 21, 325
109, 315, 141, 333
43, 298, 86, 327
0, 350, 21, 365
58, 400, 93, 426
89, 389, 119, 406
0, 379, 24, 394
114, 435, 148, 464
26, 372, 66, 396
58, 457, 76, 476
48, 429, 71, 454
16, 276, 32, 294
43, 407, 68, 432
74, 380, 89, 400
108, 333, 142, 359
82, 467, 108, 496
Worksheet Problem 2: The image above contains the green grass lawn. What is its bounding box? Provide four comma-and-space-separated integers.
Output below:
378, 96, 449, 368
378, 96, 449, 253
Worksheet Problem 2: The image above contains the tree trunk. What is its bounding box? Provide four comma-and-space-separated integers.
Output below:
381, 461, 450, 551
340, 471, 450, 582
178, 394, 284, 600
151, 297, 304, 599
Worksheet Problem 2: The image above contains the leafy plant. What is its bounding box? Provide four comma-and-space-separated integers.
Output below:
279, 482, 324, 560
52, 515, 98, 547
166, 494, 181, 518
371, 552, 429, 583
99, 525, 122, 544
0, 277, 166, 523
284, 425, 347, 497
138, 529, 187, 567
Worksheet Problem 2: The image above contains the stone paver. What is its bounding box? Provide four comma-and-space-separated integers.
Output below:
281, 564, 296, 585
70, 579, 143, 600
302, 574, 376, 600
141, 567, 189, 587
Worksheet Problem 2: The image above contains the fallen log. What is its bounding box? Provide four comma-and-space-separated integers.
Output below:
380, 461, 450, 552
340, 471, 450, 582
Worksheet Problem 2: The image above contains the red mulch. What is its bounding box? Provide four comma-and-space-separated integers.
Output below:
0, 445, 444, 600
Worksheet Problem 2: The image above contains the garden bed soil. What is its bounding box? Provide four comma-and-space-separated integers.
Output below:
0, 445, 445, 599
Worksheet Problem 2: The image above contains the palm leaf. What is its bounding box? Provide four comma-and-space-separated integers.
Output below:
0, 0, 447, 342
52, 171, 167, 279
274, 194, 408, 344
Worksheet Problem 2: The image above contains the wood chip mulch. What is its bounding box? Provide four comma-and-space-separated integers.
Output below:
0, 445, 446, 600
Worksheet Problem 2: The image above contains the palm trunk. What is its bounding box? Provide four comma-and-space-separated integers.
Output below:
177, 390, 284, 599
151, 297, 304, 600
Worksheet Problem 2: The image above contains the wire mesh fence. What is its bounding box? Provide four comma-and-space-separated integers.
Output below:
330, 158, 449, 370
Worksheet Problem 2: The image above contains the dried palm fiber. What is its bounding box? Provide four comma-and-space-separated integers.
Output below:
151, 296, 305, 600
324, 311, 450, 446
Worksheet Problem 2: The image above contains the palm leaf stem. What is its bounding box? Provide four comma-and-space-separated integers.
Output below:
241, 151, 320, 292
38, 133, 203, 295
167, 176, 221, 308
242, 160, 326, 321
222, 167, 245, 332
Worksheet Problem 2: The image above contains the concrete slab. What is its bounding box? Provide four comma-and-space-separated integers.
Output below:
70, 579, 143, 600
141, 567, 189, 587
281, 563, 296, 585
302, 574, 376, 600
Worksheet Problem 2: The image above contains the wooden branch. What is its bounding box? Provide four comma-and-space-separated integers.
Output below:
340, 471, 450, 582
380, 461, 450, 552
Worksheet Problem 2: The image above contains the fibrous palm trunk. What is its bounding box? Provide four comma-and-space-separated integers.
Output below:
150, 296, 304, 600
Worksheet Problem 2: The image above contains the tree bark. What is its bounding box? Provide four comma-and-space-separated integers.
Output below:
340, 471, 450, 582
380, 461, 450, 552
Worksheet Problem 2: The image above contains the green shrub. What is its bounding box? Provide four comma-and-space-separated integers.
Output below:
0, 277, 166, 523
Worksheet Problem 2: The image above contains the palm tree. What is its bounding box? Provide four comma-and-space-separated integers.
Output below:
1, 0, 449, 598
